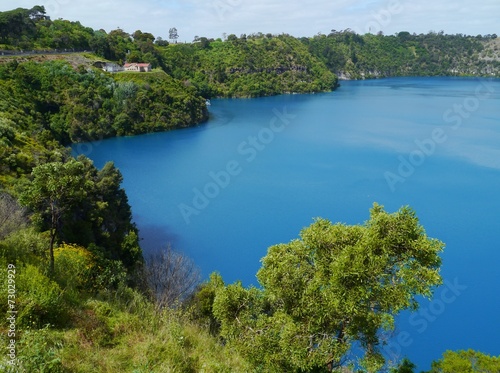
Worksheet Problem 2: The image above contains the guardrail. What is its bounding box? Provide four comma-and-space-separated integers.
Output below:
0, 49, 92, 57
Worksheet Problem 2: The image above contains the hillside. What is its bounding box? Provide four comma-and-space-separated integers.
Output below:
0, 59, 208, 191
2, 6, 499, 96
305, 30, 500, 79
162, 34, 338, 97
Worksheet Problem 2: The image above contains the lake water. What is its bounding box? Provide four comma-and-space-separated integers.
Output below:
75, 77, 500, 370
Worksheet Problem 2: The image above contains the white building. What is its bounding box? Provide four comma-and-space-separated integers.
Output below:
102, 63, 123, 73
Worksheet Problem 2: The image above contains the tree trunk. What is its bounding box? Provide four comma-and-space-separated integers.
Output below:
49, 202, 58, 276
49, 227, 56, 275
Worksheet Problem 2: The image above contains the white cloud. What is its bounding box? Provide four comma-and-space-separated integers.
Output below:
0, 0, 498, 41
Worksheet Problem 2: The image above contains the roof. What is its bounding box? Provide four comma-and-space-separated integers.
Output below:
124, 63, 151, 67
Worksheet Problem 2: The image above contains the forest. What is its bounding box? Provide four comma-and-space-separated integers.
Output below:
305, 30, 499, 79
1, 5, 499, 372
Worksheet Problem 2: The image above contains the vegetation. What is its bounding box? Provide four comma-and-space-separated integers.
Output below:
0, 59, 207, 144
211, 204, 444, 372
305, 30, 500, 79
424, 350, 500, 373
0, 271, 252, 372
0, 6, 338, 98
0, 59, 207, 193
161, 34, 338, 97
2, 7, 499, 100
1, 5, 499, 372
7, 191, 492, 372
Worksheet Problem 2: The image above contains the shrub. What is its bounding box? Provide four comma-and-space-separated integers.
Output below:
53, 244, 95, 301
16, 264, 66, 328
0, 227, 45, 265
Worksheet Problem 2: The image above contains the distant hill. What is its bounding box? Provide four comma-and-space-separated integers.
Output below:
162, 34, 338, 97
0, 6, 338, 98
305, 30, 500, 79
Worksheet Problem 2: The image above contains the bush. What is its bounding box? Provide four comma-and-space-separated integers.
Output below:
15, 264, 66, 328
53, 244, 95, 303
187, 272, 224, 336
0, 227, 48, 265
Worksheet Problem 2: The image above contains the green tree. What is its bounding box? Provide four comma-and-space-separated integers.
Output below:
20, 159, 92, 274
55, 156, 142, 272
391, 358, 416, 373
426, 349, 500, 373
187, 272, 225, 336
213, 204, 444, 372
0, 6, 46, 45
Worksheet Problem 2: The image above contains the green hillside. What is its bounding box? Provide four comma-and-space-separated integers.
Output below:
306, 30, 500, 79
0, 60, 207, 189
162, 34, 338, 97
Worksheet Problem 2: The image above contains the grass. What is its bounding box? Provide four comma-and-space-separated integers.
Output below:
60, 304, 251, 372
1, 292, 252, 373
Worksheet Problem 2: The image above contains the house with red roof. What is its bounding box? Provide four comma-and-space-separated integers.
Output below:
123, 63, 152, 72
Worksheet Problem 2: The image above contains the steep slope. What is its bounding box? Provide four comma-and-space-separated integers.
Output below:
162, 34, 338, 98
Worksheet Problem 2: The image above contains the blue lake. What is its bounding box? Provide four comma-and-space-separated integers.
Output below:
75, 77, 500, 370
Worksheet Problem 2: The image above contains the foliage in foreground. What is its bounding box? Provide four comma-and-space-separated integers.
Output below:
424, 349, 500, 373
0, 286, 252, 372
211, 204, 444, 372
1, 197, 499, 372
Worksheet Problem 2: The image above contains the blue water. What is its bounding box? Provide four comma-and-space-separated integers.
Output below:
74, 77, 500, 370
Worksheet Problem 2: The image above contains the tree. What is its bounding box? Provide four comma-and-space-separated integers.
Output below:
132, 29, 155, 43
56, 156, 142, 271
213, 204, 444, 372
187, 272, 224, 335
28, 5, 47, 21
0, 6, 43, 44
155, 36, 169, 46
426, 350, 500, 373
144, 245, 200, 309
197, 37, 211, 49
391, 358, 416, 373
20, 159, 92, 274
169, 27, 179, 43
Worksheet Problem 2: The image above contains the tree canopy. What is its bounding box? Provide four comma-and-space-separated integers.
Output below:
212, 204, 444, 372
425, 350, 500, 373
0, 6, 47, 46
19, 159, 91, 273
19, 157, 142, 275
306, 30, 499, 78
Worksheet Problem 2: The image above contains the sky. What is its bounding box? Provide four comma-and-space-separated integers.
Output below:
1, 0, 499, 42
